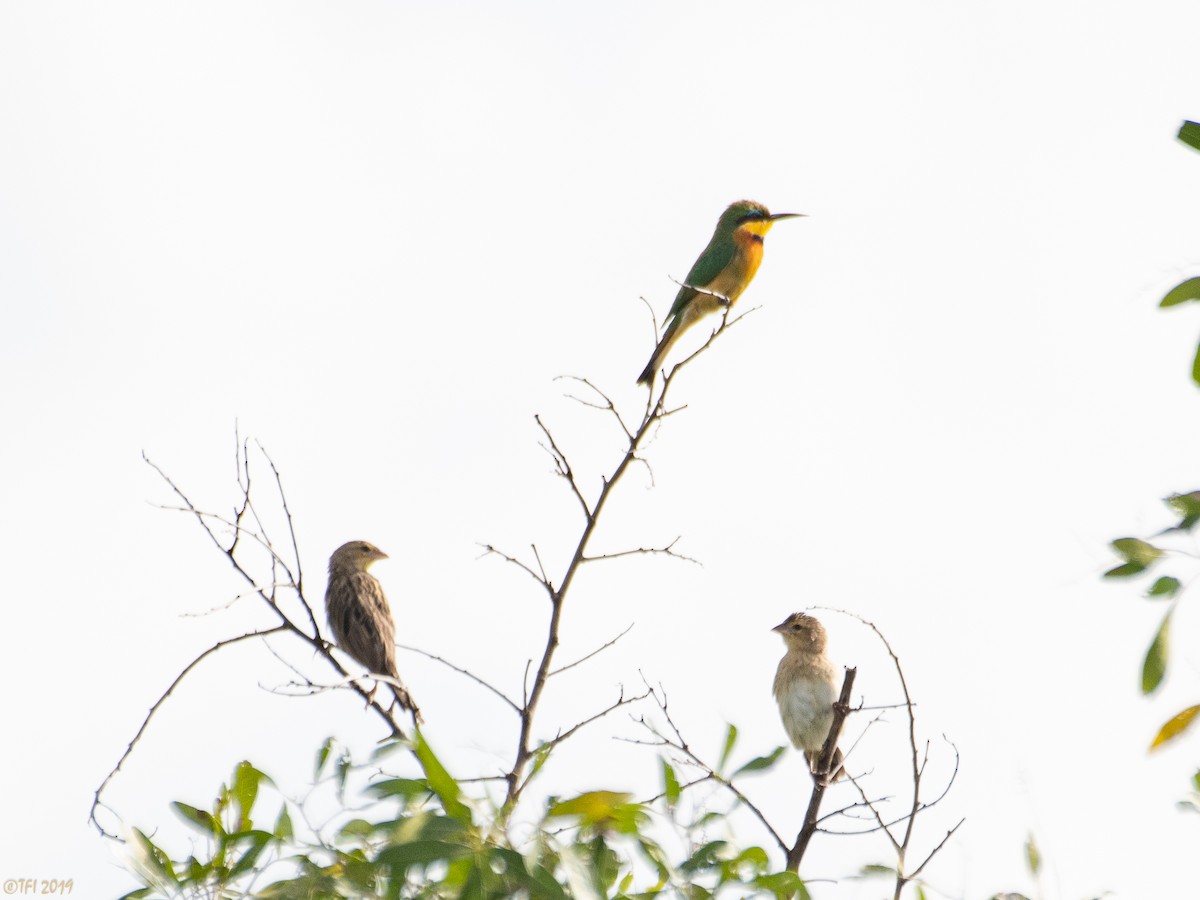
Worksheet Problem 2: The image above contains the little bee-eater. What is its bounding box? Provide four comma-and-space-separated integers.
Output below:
637, 200, 801, 385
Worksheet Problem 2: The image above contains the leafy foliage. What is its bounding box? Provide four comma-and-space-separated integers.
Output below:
119, 734, 812, 899
1105, 223, 1200, 762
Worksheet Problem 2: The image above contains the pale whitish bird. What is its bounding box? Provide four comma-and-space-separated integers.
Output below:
772, 612, 843, 780
325, 540, 421, 722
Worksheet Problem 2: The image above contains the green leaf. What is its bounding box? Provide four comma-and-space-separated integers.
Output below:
527, 742, 553, 783
172, 802, 218, 835
1104, 538, 1163, 578
231, 761, 264, 830
717, 724, 738, 774
368, 778, 432, 801
1147, 576, 1181, 599
129, 829, 180, 885
916, 886, 928, 900
1193, 769, 1200, 792
314, 737, 335, 779
1165, 491, 1200, 531
860, 864, 895, 877
1192, 344, 1200, 387
380, 811, 470, 844
752, 872, 808, 900
335, 750, 352, 800
1113, 538, 1163, 565
1025, 833, 1041, 876
412, 731, 471, 823
375, 840, 474, 870
1142, 607, 1173, 694
729, 846, 769, 875
1104, 562, 1148, 578
227, 830, 272, 878
660, 758, 681, 807
339, 818, 375, 840
273, 805, 292, 842
1160, 276, 1200, 307
635, 836, 671, 890
679, 840, 728, 874
732, 746, 786, 778
1150, 704, 1200, 750
369, 737, 409, 763
1178, 120, 1200, 152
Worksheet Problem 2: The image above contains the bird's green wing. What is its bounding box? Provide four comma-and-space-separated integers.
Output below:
664, 233, 737, 325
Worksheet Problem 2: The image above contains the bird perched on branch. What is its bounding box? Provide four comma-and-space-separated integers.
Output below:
325, 540, 421, 722
637, 199, 802, 385
772, 612, 843, 780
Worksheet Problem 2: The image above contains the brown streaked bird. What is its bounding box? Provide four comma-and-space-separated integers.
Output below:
325, 540, 421, 722
772, 612, 843, 780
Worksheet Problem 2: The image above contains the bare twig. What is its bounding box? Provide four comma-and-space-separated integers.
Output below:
94, 443, 416, 837
479, 543, 555, 597
89, 626, 288, 837
814, 607, 963, 898
632, 681, 789, 856
535, 414, 591, 522
555, 376, 634, 441
549, 623, 634, 677
580, 536, 701, 566
514, 686, 652, 797
397, 643, 520, 712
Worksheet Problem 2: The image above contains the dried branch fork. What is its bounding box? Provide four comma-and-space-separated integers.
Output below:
482, 305, 752, 812
89, 439, 411, 839
817, 607, 964, 898
630, 682, 789, 857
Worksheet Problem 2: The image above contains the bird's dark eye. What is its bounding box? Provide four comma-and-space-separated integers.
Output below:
360, 544, 371, 553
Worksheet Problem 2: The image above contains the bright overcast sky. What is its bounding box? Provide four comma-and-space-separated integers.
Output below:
4, 2, 1200, 898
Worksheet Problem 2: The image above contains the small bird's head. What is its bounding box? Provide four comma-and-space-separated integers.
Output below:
772, 612, 828, 652
329, 540, 389, 573
718, 200, 804, 239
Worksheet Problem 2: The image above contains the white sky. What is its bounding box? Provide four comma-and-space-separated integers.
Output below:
3, 2, 1200, 897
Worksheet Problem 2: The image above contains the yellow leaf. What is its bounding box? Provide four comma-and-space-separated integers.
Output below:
1150, 705, 1200, 750
547, 791, 634, 825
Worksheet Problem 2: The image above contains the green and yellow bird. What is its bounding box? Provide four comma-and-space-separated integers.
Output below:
637, 200, 801, 385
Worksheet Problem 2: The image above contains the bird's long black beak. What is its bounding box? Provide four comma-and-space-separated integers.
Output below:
769, 212, 805, 221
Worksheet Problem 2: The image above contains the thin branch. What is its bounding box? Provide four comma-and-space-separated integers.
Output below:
89, 626, 288, 837
397, 643, 520, 712
531, 544, 550, 586
633, 682, 789, 856
549, 623, 634, 677
515, 687, 651, 796
535, 414, 591, 522
258, 442, 317, 636
904, 819, 966, 885
496, 294, 751, 812
557, 375, 634, 440
580, 536, 701, 567
814, 606, 963, 896
478, 543, 554, 597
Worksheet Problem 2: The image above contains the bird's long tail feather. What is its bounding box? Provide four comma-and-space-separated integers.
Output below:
636, 321, 683, 385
